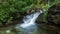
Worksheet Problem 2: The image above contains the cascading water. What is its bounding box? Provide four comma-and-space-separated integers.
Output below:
15, 9, 43, 34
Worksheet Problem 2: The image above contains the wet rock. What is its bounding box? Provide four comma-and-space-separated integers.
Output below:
47, 3, 60, 24
35, 3, 60, 34
45, 3, 60, 33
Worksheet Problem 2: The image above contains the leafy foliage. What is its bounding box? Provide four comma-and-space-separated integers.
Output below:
0, 0, 36, 25
0, 0, 60, 26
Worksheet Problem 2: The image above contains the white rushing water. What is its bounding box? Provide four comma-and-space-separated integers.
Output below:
20, 10, 43, 28
15, 9, 43, 34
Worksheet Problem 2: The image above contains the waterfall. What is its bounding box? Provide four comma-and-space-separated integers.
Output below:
20, 10, 43, 28
15, 9, 43, 34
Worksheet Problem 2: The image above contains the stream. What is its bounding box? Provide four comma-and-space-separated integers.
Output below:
15, 10, 43, 34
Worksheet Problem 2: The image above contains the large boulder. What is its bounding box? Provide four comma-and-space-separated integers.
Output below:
35, 3, 60, 34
